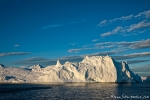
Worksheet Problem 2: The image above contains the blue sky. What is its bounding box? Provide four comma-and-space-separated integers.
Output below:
0, 0, 150, 76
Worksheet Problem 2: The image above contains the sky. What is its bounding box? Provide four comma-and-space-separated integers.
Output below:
0, 0, 150, 76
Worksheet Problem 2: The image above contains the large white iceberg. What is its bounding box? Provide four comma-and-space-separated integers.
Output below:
0, 56, 142, 83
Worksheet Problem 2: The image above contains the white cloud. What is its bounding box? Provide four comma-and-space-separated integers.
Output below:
113, 52, 150, 60
117, 41, 136, 46
124, 52, 150, 58
100, 26, 124, 37
112, 26, 124, 33
87, 50, 120, 56
68, 44, 116, 53
68, 39, 150, 53
97, 20, 107, 27
135, 10, 150, 18
68, 48, 93, 53
68, 49, 81, 53
13, 44, 19, 47
130, 64, 150, 76
0, 52, 31, 57
129, 39, 150, 49
95, 44, 115, 49
127, 20, 150, 32
97, 10, 150, 27
14, 57, 56, 66
68, 43, 78, 46
100, 20, 150, 37
112, 14, 133, 22
68, 42, 117, 53
145, 10, 150, 18
127, 60, 150, 64
95, 39, 150, 50
100, 31, 112, 37
92, 39, 99, 42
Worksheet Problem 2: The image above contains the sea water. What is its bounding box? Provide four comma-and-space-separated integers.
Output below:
0, 83, 150, 100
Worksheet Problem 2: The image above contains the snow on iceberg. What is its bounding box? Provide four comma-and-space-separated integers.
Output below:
0, 56, 142, 83
141, 76, 150, 82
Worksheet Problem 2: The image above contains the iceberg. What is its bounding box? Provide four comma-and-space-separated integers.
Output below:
0, 56, 142, 83
141, 76, 150, 82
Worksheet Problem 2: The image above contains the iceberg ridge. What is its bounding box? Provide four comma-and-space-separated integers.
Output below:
0, 56, 142, 83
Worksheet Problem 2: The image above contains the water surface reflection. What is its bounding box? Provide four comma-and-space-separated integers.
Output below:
0, 83, 149, 100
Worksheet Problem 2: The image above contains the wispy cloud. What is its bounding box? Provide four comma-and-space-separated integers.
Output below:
97, 10, 150, 27
14, 57, 55, 66
67, 50, 121, 60
87, 50, 120, 56
95, 41, 135, 47
112, 15, 134, 21
98, 10, 150, 37
13, 44, 20, 47
0, 52, 31, 57
68, 43, 78, 46
113, 52, 150, 60
95, 44, 115, 49
129, 39, 150, 49
97, 15, 133, 27
41, 24, 62, 29
127, 20, 150, 32
14, 50, 120, 66
135, 10, 150, 18
96, 39, 150, 50
130, 64, 150, 76
14, 56, 84, 67
100, 26, 124, 37
68, 48, 93, 53
68, 44, 115, 53
68, 39, 150, 53
41, 19, 86, 29
14, 51, 150, 67
100, 20, 150, 37
124, 52, 150, 58
97, 20, 107, 27
92, 39, 99, 42
127, 60, 150, 64
59, 56, 83, 62
95, 39, 150, 49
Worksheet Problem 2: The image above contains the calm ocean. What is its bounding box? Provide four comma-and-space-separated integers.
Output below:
0, 83, 150, 100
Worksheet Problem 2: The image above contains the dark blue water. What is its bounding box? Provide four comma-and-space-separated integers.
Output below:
0, 83, 150, 100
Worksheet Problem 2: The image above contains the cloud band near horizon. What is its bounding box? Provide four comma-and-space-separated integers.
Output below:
0, 52, 31, 57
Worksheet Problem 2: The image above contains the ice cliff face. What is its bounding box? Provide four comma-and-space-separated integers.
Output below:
0, 56, 142, 83
79, 56, 117, 82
